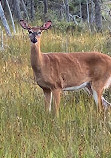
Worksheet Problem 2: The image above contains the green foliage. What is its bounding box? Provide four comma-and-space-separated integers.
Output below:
0, 29, 111, 157
52, 21, 82, 33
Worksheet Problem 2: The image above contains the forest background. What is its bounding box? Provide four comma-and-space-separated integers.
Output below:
1, 0, 111, 36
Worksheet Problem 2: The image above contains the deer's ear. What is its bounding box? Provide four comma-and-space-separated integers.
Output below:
20, 20, 31, 30
41, 21, 52, 30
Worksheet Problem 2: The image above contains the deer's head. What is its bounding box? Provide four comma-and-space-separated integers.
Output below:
20, 20, 52, 43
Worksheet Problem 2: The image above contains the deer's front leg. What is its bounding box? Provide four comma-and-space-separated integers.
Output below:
52, 89, 61, 116
43, 89, 52, 112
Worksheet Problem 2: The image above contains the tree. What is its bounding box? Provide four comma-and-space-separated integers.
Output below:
90, 0, 94, 31
21, 0, 29, 20
65, 0, 70, 22
86, 0, 90, 23
5, 0, 16, 33
93, 0, 102, 32
43, 0, 48, 20
43, 0, 48, 15
14, 0, 22, 20
0, 1, 11, 36
26, 0, 35, 20
30, 0, 35, 20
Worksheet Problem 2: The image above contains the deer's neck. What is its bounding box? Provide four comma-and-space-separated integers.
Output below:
31, 39, 43, 71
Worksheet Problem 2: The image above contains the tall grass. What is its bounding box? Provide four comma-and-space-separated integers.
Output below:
0, 29, 111, 158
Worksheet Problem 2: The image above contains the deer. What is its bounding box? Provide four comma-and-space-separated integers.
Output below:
20, 20, 111, 116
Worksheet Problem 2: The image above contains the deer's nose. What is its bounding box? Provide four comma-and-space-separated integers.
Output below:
31, 38, 37, 43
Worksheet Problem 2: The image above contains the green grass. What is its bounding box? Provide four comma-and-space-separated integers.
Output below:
0, 29, 111, 158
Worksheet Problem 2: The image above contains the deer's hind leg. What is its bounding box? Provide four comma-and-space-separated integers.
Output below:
101, 96, 111, 109
43, 89, 52, 112
85, 82, 111, 110
91, 80, 105, 112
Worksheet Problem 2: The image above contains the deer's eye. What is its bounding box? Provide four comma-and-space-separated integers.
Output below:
28, 30, 33, 34
37, 32, 41, 35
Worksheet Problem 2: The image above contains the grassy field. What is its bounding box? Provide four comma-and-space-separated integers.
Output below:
0, 29, 111, 158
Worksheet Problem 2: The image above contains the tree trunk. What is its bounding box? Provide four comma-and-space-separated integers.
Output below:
0, 1, 11, 36
90, 0, 94, 31
5, 0, 16, 34
14, 0, 22, 20
26, 0, 35, 20
30, 0, 35, 20
43, 0, 48, 15
0, 26, 4, 49
65, 0, 70, 22
86, 0, 89, 24
1, 0, 7, 12
79, 2, 82, 23
93, 0, 102, 32
81, 2, 87, 21
21, 0, 29, 20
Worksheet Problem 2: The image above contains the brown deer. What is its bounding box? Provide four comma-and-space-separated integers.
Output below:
20, 20, 111, 116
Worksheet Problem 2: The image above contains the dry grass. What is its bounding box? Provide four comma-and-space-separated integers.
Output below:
0, 29, 111, 158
